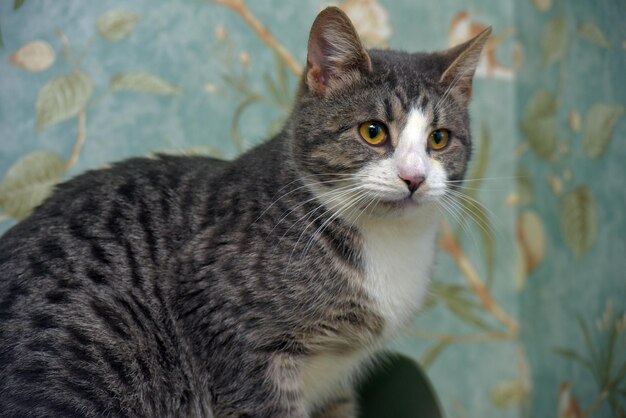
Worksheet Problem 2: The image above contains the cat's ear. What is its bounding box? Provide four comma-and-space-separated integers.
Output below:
306, 7, 372, 95
438, 27, 491, 104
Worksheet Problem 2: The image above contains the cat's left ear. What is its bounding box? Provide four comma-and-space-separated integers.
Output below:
306, 7, 372, 95
439, 27, 492, 105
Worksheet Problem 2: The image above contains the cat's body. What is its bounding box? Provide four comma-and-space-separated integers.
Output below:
0, 8, 490, 418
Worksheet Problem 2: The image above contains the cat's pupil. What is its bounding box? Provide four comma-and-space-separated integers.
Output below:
433, 131, 443, 144
368, 124, 379, 138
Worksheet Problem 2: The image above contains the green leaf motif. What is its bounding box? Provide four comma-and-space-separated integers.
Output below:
465, 123, 490, 199
97, 10, 138, 42
577, 22, 611, 48
582, 103, 624, 159
420, 341, 450, 369
490, 380, 526, 408
552, 347, 593, 370
36, 72, 93, 132
434, 284, 496, 332
521, 89, 558, 160
559, 187, 598, 261
517, 167, 533, 205
111, 73, 182, 95
542, 17, 568, 65
0, 151, 65, 220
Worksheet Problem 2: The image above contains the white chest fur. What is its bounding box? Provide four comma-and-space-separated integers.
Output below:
359, 206, 440, 336
300, 206, 440, 411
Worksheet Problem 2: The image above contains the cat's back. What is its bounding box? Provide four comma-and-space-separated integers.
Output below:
0, 154, 227, 417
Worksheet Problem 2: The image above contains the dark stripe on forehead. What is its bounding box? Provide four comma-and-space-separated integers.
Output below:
394, 88, 409, 112
432, 106, 439, 127
383, 98, 393, 122
418, 94, 429, 111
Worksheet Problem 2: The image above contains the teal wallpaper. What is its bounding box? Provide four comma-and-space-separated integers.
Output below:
0, 0, 623, 417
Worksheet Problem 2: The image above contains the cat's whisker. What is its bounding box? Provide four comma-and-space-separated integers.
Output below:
263, 183, 363, 237
438, 194, 481, 251
444, 189, 502, 241
280, 185, 366, 248
303, 188, 375, 259
445, 175, 526, 183
253, 178, 364, 227
293, 189, 368, 263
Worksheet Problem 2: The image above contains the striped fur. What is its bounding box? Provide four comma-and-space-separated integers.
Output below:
0, 7, 488, 418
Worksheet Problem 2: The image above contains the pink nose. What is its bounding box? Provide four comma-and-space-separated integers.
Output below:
399, 174, 425, 194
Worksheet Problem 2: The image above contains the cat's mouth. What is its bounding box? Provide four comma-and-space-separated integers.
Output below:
377, 195, 423, 211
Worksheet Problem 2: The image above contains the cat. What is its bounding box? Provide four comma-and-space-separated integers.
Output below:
0, 7, 489, 418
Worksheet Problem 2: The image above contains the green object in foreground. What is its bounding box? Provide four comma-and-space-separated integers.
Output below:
357, 353, 444, 418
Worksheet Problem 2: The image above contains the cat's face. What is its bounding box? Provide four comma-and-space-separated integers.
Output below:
291, 7, 490, 219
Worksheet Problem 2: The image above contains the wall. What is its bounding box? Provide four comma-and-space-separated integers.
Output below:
0, 0, 623, 417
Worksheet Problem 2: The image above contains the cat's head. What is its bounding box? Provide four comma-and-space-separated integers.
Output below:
290, 7, 490, 220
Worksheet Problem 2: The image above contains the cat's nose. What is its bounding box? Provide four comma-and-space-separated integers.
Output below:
399, 174, 425, 194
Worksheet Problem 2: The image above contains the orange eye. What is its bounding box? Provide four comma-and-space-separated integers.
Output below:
429, 129, 450, 150
359, 121, 387, 146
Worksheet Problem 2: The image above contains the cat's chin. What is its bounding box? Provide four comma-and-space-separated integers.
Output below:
372, 196, 433, 218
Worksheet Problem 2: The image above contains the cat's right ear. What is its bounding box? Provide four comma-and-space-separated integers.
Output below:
306, 7, 372, 95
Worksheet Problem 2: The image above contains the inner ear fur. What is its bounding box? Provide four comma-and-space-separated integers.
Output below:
439, 27, 492, 103
306, 6, 372, 95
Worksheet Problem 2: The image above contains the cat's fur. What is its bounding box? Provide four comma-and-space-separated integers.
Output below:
0, 7, 489, 418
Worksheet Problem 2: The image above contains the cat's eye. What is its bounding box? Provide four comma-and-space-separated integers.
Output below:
359, 121, 387, 146
429, 129, 450, 150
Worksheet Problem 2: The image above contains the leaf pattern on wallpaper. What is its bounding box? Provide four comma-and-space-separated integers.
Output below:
577, 22, 610, 48
432, 284, 498, 332
530, 0, 551, 12
517, 210, 545, 277
559, 186, 597, 261
516, 167, 534, 205
111, 73, 182, 95
36, 72, 93, 132
9, 40, 55, 72
0, 151, 65, 220
457, 124, 495, 285
554, 304, 626, 417
521, 89, 557, 160
97, 10, 139, 42
582, 103, 624, 159
490, 379, 526, 408
542, 17, 568, 65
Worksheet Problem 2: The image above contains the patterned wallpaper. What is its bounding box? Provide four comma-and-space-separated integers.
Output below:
0, 0, 623, 417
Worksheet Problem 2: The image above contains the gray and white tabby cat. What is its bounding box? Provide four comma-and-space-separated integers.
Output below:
0, 7, 489, 418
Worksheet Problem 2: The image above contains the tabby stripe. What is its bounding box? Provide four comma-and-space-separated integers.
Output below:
106, 206, 126, 243
384, 98, 394, 122
99, 346, 133, 387
124, 241, 143, 288
418, 94, 429, 111
65, 325, 92, 346
64, 380, 111, 416
114, 296, 147, 333
39, 238, 67, 260
8, 390, 78, 415
30, 312, 57, 329
25, 339, 57, 354
90, 243, 111, 266
45, 290, 68, 304
136, 355, 152, 380
116, 180, 137, 203
138, 199, 159, 265
87, 268, 107, 285
90, 300, 130, 339
66, 341, 95, 363
0, 283, 27, 319
128, 293, 174, 369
